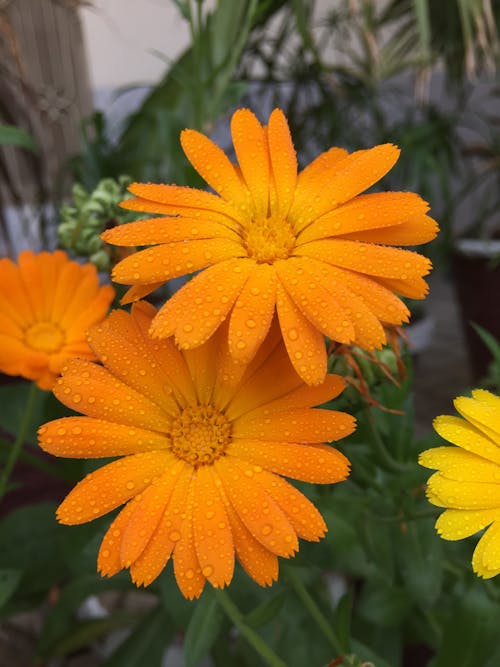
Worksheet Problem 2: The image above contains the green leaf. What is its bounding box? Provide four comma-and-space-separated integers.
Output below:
0, 503, 65, 598
333, 592, 352, 654
358, 580, 412, 627
350, 639, 394, 667
431, 589, 500, 667
245, 591, 286, 629
103, 605, 174, 667
395, 519, 443, 607
49, 613, 137, 658
185, 587, 225, 667
0, 382, 45, 444
0, 125, 38, 152
38, 574, 131, 657
0, 569, 22, 609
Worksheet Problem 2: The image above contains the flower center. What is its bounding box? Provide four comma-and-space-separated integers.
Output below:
170, 405, 231, 466
244, 216, 296, 264
25, 322, 65, 353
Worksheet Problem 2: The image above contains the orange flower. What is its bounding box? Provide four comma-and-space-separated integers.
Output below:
103, 108, 438, 385
0, 250, 114, 389
38, 302, 354, 598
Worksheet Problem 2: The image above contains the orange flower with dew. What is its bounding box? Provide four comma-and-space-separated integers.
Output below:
38, 302, 354, 598
0, 250, 114, 389
102, 108, 438, 385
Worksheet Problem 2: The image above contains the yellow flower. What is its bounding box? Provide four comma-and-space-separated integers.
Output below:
0, 250, 114, 389
38, 303, 355, 599
102, 108, 437, 385
420, 389, 500, 578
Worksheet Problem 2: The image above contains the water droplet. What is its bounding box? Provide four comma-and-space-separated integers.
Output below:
169, 530, 181, 542
262, 524, 272, 536
288, 328, 298, 341
202, 565, 213, 577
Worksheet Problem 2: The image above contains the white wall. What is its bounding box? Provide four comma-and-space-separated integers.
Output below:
79, 0, 192, 91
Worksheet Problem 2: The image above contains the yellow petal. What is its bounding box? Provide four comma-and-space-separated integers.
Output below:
435, 508, 500, 540
433, 415, 500, 465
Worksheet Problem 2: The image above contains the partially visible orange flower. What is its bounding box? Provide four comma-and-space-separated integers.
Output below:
38, 303, 354, 599
0, 250, 114, 389
103, 108, 438, 385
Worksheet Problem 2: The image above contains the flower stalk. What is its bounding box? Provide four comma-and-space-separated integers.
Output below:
0, 382, 40, 502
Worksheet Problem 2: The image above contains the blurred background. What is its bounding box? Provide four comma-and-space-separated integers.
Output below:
1, 1, 500, 665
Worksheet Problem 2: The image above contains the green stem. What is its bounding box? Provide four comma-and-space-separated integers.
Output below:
214, 588, 287, 667
285, 567, 344, 655
0, 437, 71, 482
0, 382, 39, 502
363, 405, 408, 473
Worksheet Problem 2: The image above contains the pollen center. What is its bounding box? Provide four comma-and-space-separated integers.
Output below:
170, 405, 231, 466
244, 216, 296, 264
25, 322, 65, 353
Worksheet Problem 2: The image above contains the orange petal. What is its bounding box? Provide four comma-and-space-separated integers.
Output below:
267, 109, 297, 218
38, 251, 69, 319
192, 467, 234, 587
111, 238, 245, 285
180, 129, 251, 213
228, 263, 277, 364
56, 450, 174, 524
103, 216, 241, 246
120, 282, 163, 305
297, 192, 429, 244
224, 339, 303, 420
234, 407, 355, 443
38, 417, 170, 458
173, 477, 206, 599
18, 250, 49, 320
120, 197, 238, 229
53, 359, 172, 432
0, 257, 35, 326
275, 280, 327, 385
254, 469, 327, 541
340, 214, 439, 246
127, 183, 243, 226
0, 311, 23, 339
130, 464, 191, 587
212, 318, 249, 399
121, 461, 185, 568
294, 256, 386, 350
290, 144, 400, 226
231, 109, 270, 218
183, 337, 218, 404
64, 284, 115, 342
149, 258, 254, 346
131, 301, 197, 406
57, 265, 101, 327
292, 147, 349, 231
87, 309, 179, 415
376, 275, 430, 299
229, 439, 350, 484
216, 457, 298, 557
0, 334, 46, 379
298, 239, 432, 279
322, 266, 410, 325
98, 497, 140, 577
224, 491, 278, 586
276, 258, 355, 344
255, 374, 346, 413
